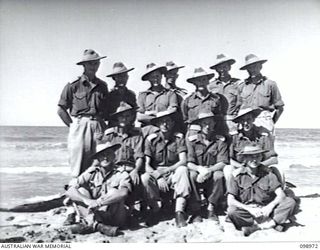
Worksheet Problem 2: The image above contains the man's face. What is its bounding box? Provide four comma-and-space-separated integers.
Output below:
199, 117, 216, 135
165, 69, 179, 85
147, 70, 163, 86
193, 76, 209, 91
116, 111, 136, 127
246, 63, 262, 77
112, 72, 129, 87
238, 113, 254, 132
215, 62, 231, 76
83, 60, 100, 75
97, 150, 116, 169
242, 153, 263, 169
156, 116, 175, 133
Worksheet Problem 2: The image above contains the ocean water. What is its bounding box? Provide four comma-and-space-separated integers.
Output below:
0, 126, 319, 208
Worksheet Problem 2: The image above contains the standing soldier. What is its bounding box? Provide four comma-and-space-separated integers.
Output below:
141, 110, 192, 228
239, 54, 284, 133
57, 49, 108, 179
182, 68, 222, 136
164, 61, 188, 134
137, 63, 179, 138
186, 112, 229, 225
208, 54, 241, 135
106, 62, 137, 126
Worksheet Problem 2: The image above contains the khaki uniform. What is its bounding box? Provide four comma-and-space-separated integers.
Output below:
141, 132, 191, 203
72, 162, 132, 227
58, 75, 108, 177
186, 133, 229, 208
239, 76, 284, 132
227, 167, 296, 229
137, 87, 178, 114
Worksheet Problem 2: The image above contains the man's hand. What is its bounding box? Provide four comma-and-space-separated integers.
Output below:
153, 167, 169, 179
157, 178, 169, 192
86, 199, 100, 211
260, 204, 274, 218
247, 206, 263, 218
130, 169, 140, 185
196, 166, 210, 183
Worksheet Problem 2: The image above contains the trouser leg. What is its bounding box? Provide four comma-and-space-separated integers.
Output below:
187, 170, 202, 213
223, 165, 236, 193
227, 206, 255, 230
207, 171, 225, 206
140, 173, 160, 209
272, 197, 296, 225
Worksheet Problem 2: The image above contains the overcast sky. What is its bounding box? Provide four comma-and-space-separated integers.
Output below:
0, 0, 319, 128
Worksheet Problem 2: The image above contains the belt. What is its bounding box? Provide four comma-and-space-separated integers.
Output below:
76, 114, 102, 120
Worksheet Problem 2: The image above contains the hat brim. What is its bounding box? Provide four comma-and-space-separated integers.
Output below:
190, 114, 216, 124
166, 66, 185, 72
141, 66, 167, 81
76, 56, 107, 65
150, 112, 176, 125
233, 108, 262, 123
187, 73, 215, 84
106, 68, 134, 77
210, 59, 236, 69
240, 59, 267, 70
93, 143, 121, 158
110, 106, 137, 118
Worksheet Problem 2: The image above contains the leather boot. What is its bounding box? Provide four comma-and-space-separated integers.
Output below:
175, 212, 187, 228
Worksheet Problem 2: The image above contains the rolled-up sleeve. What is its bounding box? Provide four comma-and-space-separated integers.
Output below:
186, 140, 197, 164
137, 92, 146, 113
58, 83, 72, 110
133, 136, 144, 160
217, 141, 229, 164
270, 80, 284, 107
228, 176, 239, 196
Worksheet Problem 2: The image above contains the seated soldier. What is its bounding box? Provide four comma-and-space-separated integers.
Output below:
102, 102, 146, 220
227, 144, 296, 236
65, 142, 131, 236
186, 112, 229, 225
141, 109, 192, 228
224, 108, 283, 191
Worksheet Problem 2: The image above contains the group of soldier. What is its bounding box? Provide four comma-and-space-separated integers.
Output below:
57, 49, 296, 237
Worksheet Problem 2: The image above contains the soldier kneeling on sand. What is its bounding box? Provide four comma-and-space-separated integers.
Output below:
64, 142, 131, 236
227, 144, 296, 236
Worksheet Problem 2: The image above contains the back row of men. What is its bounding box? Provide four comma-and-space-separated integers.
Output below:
57, 49, 294, 237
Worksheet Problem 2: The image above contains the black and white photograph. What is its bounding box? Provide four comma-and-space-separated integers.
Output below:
0, 0, 319, 246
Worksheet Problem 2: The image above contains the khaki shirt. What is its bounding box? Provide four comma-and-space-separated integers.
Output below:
137, 86, 178, 113
228, 167, 281, 205
186, 133, 229, 166
181, 92, 222, 123
239, 76, 284, 110
145, 132, 187, 167
103, 127, 144, 168
58, 75, 109, 118
74, 163, 132, 199
208, 78, 241, 116
230, 125, 276, 162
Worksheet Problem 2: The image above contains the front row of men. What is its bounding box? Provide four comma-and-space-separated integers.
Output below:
65, 103, 296, 237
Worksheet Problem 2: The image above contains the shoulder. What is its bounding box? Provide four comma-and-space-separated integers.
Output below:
126, 88, 136, 96
255, 126, 271, 137
187, 133, 200, 143
68, 76, 81, 85
146, 132, 159, 142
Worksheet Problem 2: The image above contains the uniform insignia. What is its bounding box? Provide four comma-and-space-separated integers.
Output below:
261, 132, 269, 136
188, 134, 198, 142
147, 133, 158, 142
104, 127, 116, 136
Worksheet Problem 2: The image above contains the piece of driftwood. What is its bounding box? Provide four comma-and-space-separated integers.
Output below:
0, 195, 66, 212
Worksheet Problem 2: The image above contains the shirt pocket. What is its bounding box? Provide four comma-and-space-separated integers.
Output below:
73, 92, 89, 112
258, 87, 271, 107
168, 144, 178, 163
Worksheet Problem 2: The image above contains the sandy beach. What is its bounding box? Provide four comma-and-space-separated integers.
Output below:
0, 186, 319, 243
